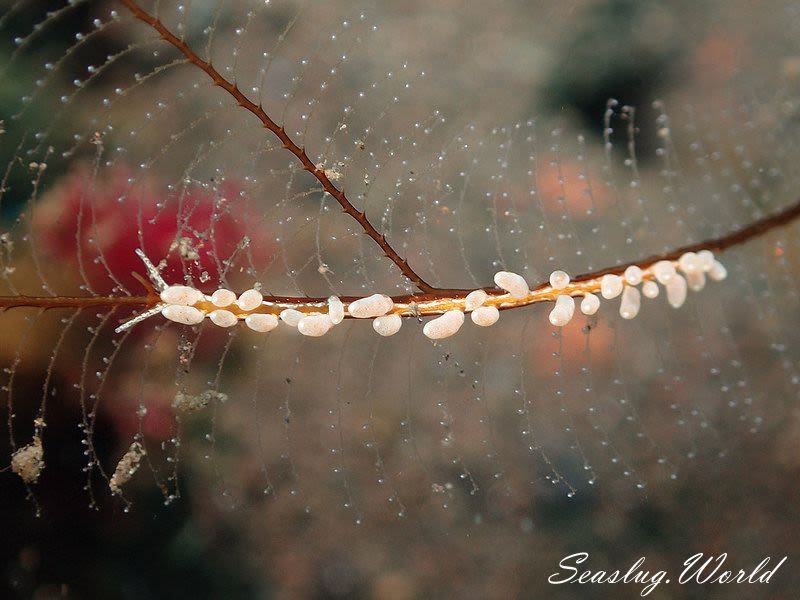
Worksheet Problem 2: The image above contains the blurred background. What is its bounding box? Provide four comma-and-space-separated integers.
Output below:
1, 1, 799, 598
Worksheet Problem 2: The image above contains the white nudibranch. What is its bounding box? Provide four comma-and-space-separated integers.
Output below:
548, 294, 575, 327
464, 289, 488, 311
160, 285, 203, 306
642, 280, 659, 299
373, 314, 402, 336
236, 288, 263, 311
245, 313, 279, 333
666, 274, 688, 308
162, 304, 205, 325
211, 288, 236, 307
549, 270, 570, 290
348, 294, 393, 318
298, 313, 333, 337
471, 305, 499, 326
580, 292, 600, 315
624, 265, 643, 286
494, 271, 529, 299
423, 310, 464, 340
328, 296, 345, 324
280, 308, 304, 327
600, 274, 623, 299
619, 285, 641, 319
209, 309, 238, 328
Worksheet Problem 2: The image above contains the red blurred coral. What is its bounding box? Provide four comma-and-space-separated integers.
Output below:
34, 165, 275, 295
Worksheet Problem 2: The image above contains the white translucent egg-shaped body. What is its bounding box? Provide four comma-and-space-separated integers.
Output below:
328, 296, 345, 324
624, 265, 643, 286
470, 305, 499, 326
423, 310, 465, 339
666, 274, 688, 308
464, 289, 488, 311
209, 309, 238, 328
696, 250, 715, 272
619, 286, 641, 320
347, 294, 393, 318
580, 293, 600, 315
162, 304, 205, 325
373, 314, 402, 336
686, 270, 706, 292
641, 280, 659, 299
600, 274, 623, 299
549, 270, 570, 290
298, 313, 333, 337
211, 289, 236, 307
279, 308, 304, 327
160, 285, 203, 306
708, 260, 727, 281
678, 252, 700, 274
236, 288, 263, 311
653, 261, 676, 285
548, 294, 575, 326
493, 271, 528, 299
245, 313, 279, 333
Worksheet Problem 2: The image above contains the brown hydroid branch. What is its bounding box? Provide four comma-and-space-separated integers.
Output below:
0, 295, 152, 310
2, 198, 798, 317
118, 0, 435, 294
570, 199, 800, 283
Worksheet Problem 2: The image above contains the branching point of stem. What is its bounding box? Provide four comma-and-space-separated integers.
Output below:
118, 0, 435, 293
2, 196, 799, 319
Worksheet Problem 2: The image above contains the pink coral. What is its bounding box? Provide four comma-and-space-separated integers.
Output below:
34, 166, 275, 295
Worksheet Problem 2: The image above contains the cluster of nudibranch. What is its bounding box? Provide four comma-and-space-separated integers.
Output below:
118, 249, 726, 339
